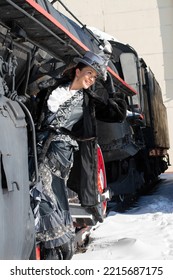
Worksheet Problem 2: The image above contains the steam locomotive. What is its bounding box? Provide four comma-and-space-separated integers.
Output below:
0, 0, 170, 259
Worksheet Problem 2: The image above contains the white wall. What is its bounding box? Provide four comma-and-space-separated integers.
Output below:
57, 0, 173, 170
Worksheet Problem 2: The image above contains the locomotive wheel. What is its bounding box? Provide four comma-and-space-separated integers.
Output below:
97, 145, 108, 221
40, 238, 75, 260
44, 247, 63, 260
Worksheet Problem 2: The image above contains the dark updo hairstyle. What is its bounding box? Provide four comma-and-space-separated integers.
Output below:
62, 62, 88, 81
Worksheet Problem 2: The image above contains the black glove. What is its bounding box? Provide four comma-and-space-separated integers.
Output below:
108, 96, 127, 122
102, 72, 116, 97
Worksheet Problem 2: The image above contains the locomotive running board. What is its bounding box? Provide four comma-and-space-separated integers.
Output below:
69, 203, 97, 226
1, 0, 137, 96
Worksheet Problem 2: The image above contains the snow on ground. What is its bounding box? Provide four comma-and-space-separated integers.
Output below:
73, 172, 173, 260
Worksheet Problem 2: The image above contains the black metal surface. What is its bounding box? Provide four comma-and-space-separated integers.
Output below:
0, 95, 35, 259
146, 69, 170, 149
0, 0, 137, 96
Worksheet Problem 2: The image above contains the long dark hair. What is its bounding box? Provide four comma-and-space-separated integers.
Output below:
62, 62, 88, 81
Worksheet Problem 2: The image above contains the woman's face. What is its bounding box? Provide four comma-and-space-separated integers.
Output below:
74, 66, 98, 89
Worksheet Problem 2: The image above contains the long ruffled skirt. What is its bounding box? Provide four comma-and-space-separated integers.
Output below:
31, 160, 74, 249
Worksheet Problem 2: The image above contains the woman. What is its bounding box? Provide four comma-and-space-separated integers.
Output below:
31, 51, 127, 260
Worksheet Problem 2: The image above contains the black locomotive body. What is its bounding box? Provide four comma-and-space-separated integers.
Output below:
96, 41, 170, 201
0, 0, 170, 259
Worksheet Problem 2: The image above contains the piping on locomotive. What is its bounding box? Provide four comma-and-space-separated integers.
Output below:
0, 0, 170, 259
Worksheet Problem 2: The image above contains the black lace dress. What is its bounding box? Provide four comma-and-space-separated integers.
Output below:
31, 84, 83, 250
